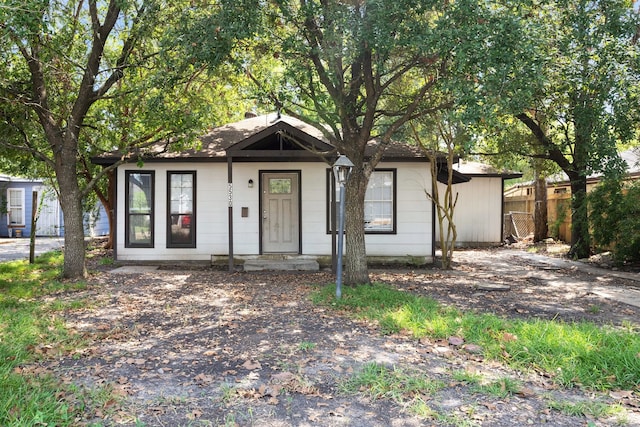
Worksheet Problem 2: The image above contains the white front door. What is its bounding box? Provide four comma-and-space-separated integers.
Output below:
261, 172, 300, 253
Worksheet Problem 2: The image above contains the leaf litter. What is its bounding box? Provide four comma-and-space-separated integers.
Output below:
16, 248, 640, 426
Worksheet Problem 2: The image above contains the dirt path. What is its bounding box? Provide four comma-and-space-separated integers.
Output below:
32, 248, 640, 426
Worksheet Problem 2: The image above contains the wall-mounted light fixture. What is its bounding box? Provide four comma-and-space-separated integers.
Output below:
248, 179, 254, 188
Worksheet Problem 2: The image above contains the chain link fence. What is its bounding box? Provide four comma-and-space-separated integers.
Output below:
504, 211, 534, 240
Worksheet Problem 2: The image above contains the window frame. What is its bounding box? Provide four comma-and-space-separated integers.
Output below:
7, 188, 25, 226
125, 170, 155, 248
326, 168, 397, 235
166, 171, 196, 248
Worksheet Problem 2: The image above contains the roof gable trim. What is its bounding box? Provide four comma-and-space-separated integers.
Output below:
226, 121, 335, 158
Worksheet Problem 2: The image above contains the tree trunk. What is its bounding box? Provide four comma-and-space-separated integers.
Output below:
55, 137, 87, 279
343, 165, 370, 285
533, 170, 548, 242
568, 174, 590, 259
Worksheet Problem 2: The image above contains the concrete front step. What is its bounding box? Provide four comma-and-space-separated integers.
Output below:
243, 259, 319, 272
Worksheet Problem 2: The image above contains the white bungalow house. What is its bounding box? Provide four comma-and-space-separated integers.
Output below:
93, 113, 519, 269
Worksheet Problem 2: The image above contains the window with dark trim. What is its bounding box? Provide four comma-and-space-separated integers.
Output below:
167, 171, 196, 248
125, 171, 154, 247
326, 168, 397, 234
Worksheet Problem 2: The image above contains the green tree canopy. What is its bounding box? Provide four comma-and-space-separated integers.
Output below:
189, 0, 533, 283
483, 0, 640, 257
0, 0, 251, 277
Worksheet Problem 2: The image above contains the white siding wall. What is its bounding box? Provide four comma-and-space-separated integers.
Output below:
366, 162, 432, 257
116, 161, 433, 261
436, 177, 503, 246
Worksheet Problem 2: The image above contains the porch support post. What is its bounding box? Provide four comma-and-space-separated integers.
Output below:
227, 157, 234, 271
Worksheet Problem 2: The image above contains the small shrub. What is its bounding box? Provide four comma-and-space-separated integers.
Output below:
589, 179, 640, 264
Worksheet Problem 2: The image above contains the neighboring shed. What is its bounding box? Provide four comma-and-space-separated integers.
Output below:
84, 203, 110, 237
435, 160, 522, 247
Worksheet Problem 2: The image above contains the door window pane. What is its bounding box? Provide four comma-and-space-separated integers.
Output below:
269, 178, 291, 194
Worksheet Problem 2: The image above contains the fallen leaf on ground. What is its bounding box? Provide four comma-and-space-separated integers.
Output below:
241, 360, 261, 370
483, 402, 497, 410
610, 390, 635, 400
516, 387, 536, 398
501, 332, 518, 342
333, 347, 350, 355
187, 409, 203, 419
448, 336, 464, 346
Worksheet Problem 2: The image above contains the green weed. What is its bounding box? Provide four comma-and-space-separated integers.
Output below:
297, 341, 316, 352
313, 283, 640, 391
340, 362, 444, 402
547, 398, 625, 419
0, 252, 89, 426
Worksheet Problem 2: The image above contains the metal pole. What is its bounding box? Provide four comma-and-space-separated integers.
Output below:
29, 191, 37, 264
336, 181, 346, 299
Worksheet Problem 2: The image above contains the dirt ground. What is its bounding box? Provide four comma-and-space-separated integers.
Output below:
29, 245, 640, 426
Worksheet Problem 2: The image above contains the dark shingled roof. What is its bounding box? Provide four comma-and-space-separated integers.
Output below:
92, 113, 521, 182
93, 113, 431, 165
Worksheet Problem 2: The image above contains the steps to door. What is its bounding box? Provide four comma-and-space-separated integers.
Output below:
243, 258, 319, 272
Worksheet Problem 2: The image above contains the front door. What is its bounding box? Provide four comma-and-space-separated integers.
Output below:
261, 172, 300, 253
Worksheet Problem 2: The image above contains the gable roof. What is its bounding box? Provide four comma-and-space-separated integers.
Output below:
93, 113, 441, 165
91, 113, 521, 184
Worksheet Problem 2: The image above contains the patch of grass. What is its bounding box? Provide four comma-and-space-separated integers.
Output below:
0, 252, 89, 426
452, 369, 483, 385
219, 383, 239, 404
48, 299, 91, 312
0, 251, 65, 299
452, 370, 521, 398
313, 283, 640, 391
546, 397, 625, 420
339, 362, 444, 403
98, 256, 115, 266
297, 341, 316, 352
472, 377, 522, 398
